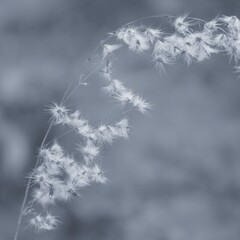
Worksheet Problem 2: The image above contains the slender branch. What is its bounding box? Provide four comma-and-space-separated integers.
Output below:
62, 66, 100, 104
122, 14, 174, 27
46, 128, 75, 147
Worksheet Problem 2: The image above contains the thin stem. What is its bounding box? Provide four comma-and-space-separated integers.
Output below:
61, 35, 113, 106
46, 128, 75, 147
122, 14, 173, 27
13, 122, 53, 240
62, 66, 100, 104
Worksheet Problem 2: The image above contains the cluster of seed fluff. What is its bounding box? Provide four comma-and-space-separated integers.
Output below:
102, 74, 152, 114
26, 14, 240, 233
29, 213, 59, 231
28, 103, 130, 230
49, 106, 129, 145
103, 14, 240, 75
29, 142, 107, 230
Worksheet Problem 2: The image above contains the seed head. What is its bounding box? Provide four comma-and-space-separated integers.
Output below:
29, 213, 59, 231
48, 103, 69, 125
103, 44, 121, 59
173, 14, 194, 36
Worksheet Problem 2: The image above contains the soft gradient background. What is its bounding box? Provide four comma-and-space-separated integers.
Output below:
1, 0, 240, 239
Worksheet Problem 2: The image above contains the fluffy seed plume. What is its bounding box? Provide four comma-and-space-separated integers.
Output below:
90, 165, 107, 184
144, 28, 163, 43
116, 26, 150, 52
103, 44, 121, 59
173, 14, 194, 36
48, 103, 69, 125
78, 140, 100, 164
186, 31, 219, 61
103, 79, 152, 114
101, 62, 113, 80
153, 40, 175, 73
132, 95, 152, 114
29, 213, 59, 231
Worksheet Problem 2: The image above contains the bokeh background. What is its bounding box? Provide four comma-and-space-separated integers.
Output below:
1, 0, 240, 239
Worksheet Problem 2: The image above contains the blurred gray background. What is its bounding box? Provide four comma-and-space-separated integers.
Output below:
1, 0, 240, 239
